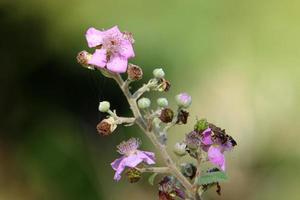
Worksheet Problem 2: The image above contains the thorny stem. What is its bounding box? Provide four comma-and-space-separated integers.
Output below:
112, 74, 195, 198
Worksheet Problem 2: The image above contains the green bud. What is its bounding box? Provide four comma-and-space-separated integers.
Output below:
98, 101, 110, 112
194, 118, 209, 132
157, 98, 168, 108
137, 97, 151, 109
153, 68, 165, 79
173, 142, 187, 156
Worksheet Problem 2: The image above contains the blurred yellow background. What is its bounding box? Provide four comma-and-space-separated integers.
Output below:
0, 0, 299, 199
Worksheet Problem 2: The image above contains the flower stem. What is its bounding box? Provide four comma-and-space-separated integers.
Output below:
112, 74, 195, 198
137, 167, 170, 173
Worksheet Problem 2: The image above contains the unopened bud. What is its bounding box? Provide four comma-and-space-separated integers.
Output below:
127, 64, 143, 81
173, 142, 187, 156
180, 163, 197, 180
96, 117, 117, 136
159, 108, 174, 123
194, 118, 208, 132
76, 51, 94, 70
153, 68, 165, 79
157, 98, 168, 108
125, 168, 142, 183
175, 93, 192, 108
137, 97, 151, 109
98, 101, 110, 112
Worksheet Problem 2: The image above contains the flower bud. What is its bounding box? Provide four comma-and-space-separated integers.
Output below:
76, 51, 94, 70
96, 117, 117, 136
153, 68, 165, 79
98, 101, 110, 112
173, 142, 187, 156
175, 93, 192, 108
157, 98, 168, 108
125, 168, 142, 183
194, 118, 208, 132
137, 97, 151, 109
158, 79, 171, 92
180, 163, 197, 180
159, 108, 174, 123
127, 63, 143, 81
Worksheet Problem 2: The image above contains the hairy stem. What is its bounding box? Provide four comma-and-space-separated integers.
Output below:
112, 74, 195, 198
138, 167, 170, 173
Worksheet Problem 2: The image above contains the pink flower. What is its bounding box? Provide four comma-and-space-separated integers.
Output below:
111, 138, 155, 181
85, 26, 135, 73
199, 126, 236, 171
208, 146, 226, 171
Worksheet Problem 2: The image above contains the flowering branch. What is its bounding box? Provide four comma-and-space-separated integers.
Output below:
113, 73, 194, 196
77, 25, 237, 200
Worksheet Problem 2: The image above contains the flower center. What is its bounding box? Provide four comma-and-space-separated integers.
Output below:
117, 138, 141, 156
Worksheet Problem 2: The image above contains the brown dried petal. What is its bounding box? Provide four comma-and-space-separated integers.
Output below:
127, 64, 143, 81
176, 110, 189, 124
159, 108, 174, 123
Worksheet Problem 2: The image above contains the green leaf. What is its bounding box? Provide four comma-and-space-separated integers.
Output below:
148, 173, 158, 186
197, 171, 228, 185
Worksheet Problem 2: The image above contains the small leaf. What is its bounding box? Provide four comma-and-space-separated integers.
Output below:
197, 171, 228, 185
148, 173, 158, 186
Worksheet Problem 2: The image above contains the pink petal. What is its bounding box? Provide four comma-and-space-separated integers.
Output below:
208, 146, 226, 171
85, 27, 104, 48
201, 128, 213, 146
88, 49, 107, 68
119, 40, 135, 59
103, 26, 122, 37
111, 157, 124, 170
137, 151, 156, 165
106, 55, 128, 73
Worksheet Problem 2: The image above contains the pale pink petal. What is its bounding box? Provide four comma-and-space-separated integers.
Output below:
119, 40, 135, 59
137, 151, 156, 165
85, 27, 104, 48
208, 146, 226, 171
201, 128, 213, 145
103, 26, 122, 37
111, 157, 124, 170
106, 55, 128, 73
88, 49, 107, 68
111, 156, 142, 181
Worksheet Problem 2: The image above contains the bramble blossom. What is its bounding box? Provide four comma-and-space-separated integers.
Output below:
111, 138, 155, 181
200, 125, 236, 171
85, 26, 135, 73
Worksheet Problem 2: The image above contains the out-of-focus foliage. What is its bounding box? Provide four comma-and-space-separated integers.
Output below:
0, 0, 299, 199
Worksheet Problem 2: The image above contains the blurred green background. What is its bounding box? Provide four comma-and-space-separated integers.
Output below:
1, 0, 299, 199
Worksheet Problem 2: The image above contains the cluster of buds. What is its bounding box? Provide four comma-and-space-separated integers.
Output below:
77, 25, 237, 200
